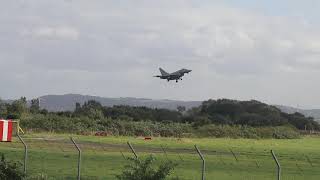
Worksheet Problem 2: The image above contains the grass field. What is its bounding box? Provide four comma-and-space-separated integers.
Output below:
0, 133, 319, 180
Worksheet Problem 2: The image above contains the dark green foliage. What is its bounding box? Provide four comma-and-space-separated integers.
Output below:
0, 154, 25, 180
20, 116, 193, 137
177, 106, 186, 113
20, 113, 299, 139
26, 173, 48, 180
196, 125, 300, 139
0, 99, 7, 118
284, 112, 320, 130
3, 98, 320, 138
75, 100, 104, 119
271, 126, 301, 139
116, 155, 178, 180
29, 99, 40, 114
103, 106, 181, 122
6, 97, 28, 119
193, 99, 319, 130
21, 114, 97, 133
191, 116, 211, 128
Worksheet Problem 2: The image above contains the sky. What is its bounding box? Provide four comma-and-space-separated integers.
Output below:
1, 0, 320, 109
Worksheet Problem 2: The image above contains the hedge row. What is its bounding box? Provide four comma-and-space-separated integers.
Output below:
20, 114, 300, 139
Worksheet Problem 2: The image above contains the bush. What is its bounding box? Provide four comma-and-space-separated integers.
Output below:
0, 154, 25, 180
116, 155, 179, 180
20, 113, 301, 139
271, 126, 300, 139
196, 125, 300, 139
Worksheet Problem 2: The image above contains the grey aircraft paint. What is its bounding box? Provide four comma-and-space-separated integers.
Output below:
154, 68, 192, 82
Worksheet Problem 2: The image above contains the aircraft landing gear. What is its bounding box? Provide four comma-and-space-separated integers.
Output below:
176, 80, 178, 83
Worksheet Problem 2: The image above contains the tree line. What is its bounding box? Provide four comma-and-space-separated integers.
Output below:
0, 97, 319, 138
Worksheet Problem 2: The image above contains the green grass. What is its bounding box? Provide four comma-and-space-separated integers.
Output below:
0, 133, 320, 180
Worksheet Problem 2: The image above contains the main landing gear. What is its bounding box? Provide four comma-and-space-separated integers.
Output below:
167, 79, 183, 83
176, 79, 182, 83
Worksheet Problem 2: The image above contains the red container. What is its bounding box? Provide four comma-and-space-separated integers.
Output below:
0, 120, 13, 142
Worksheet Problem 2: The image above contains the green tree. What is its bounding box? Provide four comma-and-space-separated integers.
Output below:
75, 102, 81, 113
74, 100, 104, 119
177, 106, 186, 113
30, 98, 40, 114
0, 99, 7, 118
7, 97, 28, 119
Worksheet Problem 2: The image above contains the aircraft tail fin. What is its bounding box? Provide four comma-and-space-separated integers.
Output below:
159, 68, 169, 76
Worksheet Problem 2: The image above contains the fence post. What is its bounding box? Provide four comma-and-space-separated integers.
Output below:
305, 155, 314, 167
177, 152, 184, 162
271, 150, 281, 180
17, 134, 27, 174
296, 162, 303, 175
71, 137, 81, 180
127, 142, 138, 159
161, 145, 169, 160
120, 151, 127, 160
229, 148, 239, 162
195, 145, 205, 180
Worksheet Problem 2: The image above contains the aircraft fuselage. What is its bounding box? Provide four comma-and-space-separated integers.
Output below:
154, 68, 192, 82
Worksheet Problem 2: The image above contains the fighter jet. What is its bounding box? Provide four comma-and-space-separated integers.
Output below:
154, 68, 192, 82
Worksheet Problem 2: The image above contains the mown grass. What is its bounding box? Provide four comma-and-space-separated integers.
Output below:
0, 133, 319, 180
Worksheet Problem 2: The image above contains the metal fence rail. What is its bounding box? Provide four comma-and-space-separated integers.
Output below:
17, 134, 27, 174
0, 137, 319, 180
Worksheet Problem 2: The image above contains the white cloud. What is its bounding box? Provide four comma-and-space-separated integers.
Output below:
23, 26, 80, 40
1, 0, 320, 108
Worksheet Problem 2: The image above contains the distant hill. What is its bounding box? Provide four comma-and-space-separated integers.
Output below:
37, 94, 202, 112
276, 105, 320, 122
3, 94, 320, 123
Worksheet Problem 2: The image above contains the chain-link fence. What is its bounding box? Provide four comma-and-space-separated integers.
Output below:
1, 135, 320, 180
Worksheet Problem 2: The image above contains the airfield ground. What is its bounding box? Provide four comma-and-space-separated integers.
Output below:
0, 133, 319, 180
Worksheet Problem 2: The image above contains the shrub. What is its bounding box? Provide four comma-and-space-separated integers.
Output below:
0, 154, 25, 180
116, 155, 179, 180
271, 126, 300, 139
20, 114, 301, 139
196, 125, 300, 139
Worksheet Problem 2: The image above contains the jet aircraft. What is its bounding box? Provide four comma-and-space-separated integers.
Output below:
154, 68, 192, 82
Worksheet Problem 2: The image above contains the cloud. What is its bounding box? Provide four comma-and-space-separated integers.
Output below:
0, 0, 320, 108
22, 26, 80, 40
